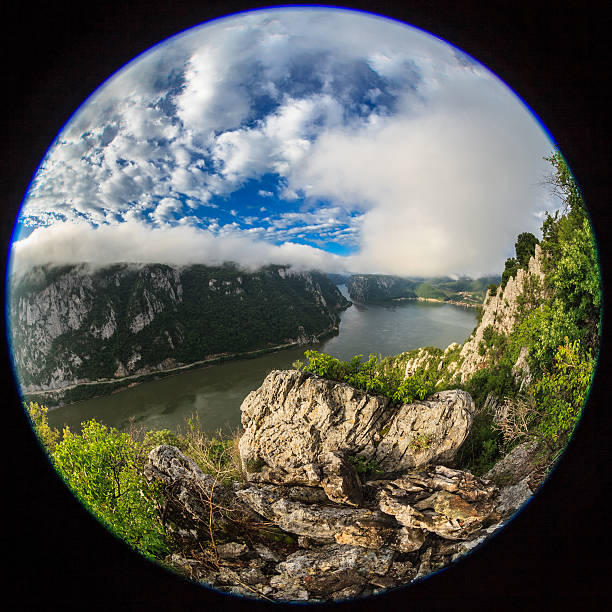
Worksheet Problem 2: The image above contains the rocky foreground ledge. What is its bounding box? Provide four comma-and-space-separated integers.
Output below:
144, 370, 539, 602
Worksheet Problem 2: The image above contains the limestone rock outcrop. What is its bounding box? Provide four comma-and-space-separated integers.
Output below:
144, 445, 255, 541
239, 370, 474, 494
235, 483, 426, 553
458, 244, 545, 382
146, 441, 537, 602
270, 544, 395, 600
376, 466, 499, 540
373, 390, 474, 470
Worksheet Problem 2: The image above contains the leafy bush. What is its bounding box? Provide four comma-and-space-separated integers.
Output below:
463, 363, 517, 408
531, 338, 594, 445
52, 420, 168, 559
347, 454, 383, 475
501, 257, 519, 289
453, 407, 501, 475
27, 401, 59, 453
301, 350, 435, 404
141, 428, 186, 453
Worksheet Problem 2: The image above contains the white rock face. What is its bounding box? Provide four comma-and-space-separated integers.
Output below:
458, 244, 545, 382
129, 288, 165, 333
374, 390, 475, 470
9, 264, 184, 390
239, 370, 474, 482
90, 305, 117, 339
239, 370, 393, 474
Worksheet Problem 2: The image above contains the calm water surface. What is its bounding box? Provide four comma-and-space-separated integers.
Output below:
47, 286, 476, 435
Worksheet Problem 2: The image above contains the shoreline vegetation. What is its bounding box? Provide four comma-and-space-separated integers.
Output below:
23, 325, 341, 409
391, 296, 480, 308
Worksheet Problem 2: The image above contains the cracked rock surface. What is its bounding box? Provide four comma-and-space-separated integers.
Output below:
146, 373, 541, 602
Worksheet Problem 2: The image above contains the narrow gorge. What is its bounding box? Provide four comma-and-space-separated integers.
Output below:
10, 263, 350, 405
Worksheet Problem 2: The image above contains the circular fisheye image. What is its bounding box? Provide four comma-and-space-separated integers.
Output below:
6, 5, 601, 604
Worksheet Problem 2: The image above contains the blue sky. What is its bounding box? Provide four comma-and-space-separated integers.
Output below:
11, 7, 554, 278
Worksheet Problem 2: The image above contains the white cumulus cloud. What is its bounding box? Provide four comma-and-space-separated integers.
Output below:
9, 219, 347, 278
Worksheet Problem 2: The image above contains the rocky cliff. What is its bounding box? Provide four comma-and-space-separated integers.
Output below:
143, 371, 541, 601
9, 263, 350, 400
389, 245, 546, 389
458, 244, 545, 382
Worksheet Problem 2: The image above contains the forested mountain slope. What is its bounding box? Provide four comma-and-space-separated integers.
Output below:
9, 263, 350, 401
346, 273, 499, 305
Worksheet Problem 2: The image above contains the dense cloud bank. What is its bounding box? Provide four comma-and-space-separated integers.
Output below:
12, 8, 554, 278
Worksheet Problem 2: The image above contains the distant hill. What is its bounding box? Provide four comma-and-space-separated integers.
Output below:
346, 274, 500, 305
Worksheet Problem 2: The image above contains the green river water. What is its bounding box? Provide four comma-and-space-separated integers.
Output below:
46, 287, 476, 435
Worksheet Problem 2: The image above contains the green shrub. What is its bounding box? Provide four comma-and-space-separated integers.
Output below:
392, 374, 435, 403
302, 350, 345, 380
302, 350, 435, 404
453, 408, 501, 475
26, 401, 60, 453
531, 338, 594, 445
52, 420, 168, 559
142, 428, 186, 453
501, 257, 519, 289
347, 454, 383, 475
463, 363, 517, 407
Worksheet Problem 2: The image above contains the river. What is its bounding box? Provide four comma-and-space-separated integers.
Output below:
46, 286, 476, 435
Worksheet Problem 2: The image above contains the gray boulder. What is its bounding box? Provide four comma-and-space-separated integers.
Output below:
235, 483, 425, 553
373, 389, 475, 470
484, 438, 543, 486
144, 444, 253, 541
376, 465, 499, 540
239, 370, 474, 500
270, 543, 395, 600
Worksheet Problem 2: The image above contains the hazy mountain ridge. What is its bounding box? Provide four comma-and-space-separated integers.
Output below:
346, 274, 500, 304
9, 263, 350, 401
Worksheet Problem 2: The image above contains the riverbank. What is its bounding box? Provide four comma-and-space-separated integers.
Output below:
43, 300, 477, 436
23, 325, 340, 408
391, 296, 480, 308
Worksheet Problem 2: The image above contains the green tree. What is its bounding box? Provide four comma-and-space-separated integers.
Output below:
26, 401, 60, 453
501, 257, 519, 289
515, 232, 539, 268
52, 420, 168, 559
531, 338, 594, 445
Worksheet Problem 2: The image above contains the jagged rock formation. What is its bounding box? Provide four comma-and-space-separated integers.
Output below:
144, 445, 256, 541
145, 442, 534, 601
9, 263, 349, 400
376, 466, 499, 540
458, 244, 545, 382
141, 372, 541, 600
235, 482, 426, 553
238, 370, 474, 492
386, 245, 546, 390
